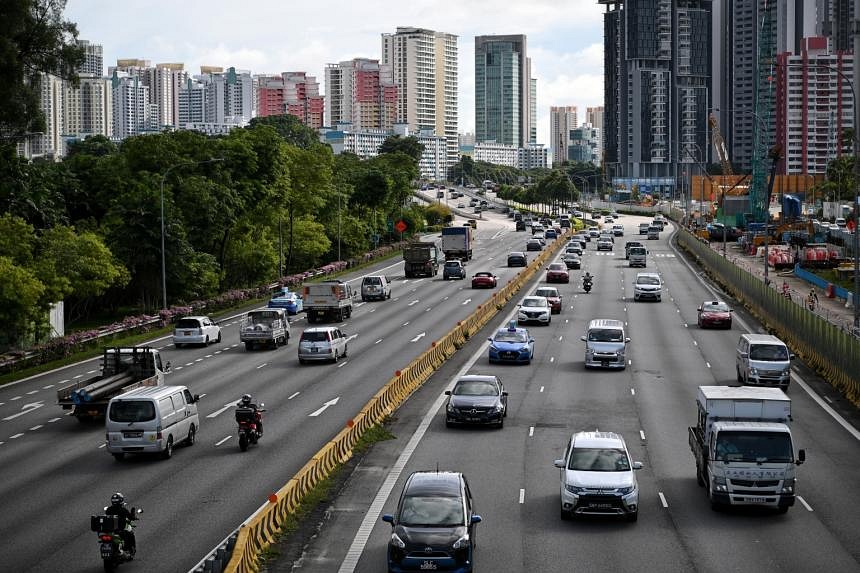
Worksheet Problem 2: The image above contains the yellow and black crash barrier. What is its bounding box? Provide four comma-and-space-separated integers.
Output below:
225, 229, 571, 573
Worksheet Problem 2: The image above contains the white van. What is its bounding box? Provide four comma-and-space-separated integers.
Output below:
581, 319, 630, 370
735, 334, 793, 389
298, 326, 349, 363
105, 385, 200, 461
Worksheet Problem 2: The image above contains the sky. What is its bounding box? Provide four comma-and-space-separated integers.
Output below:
65, 0, 606, 146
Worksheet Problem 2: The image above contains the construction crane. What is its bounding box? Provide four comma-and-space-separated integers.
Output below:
749, 0, 778, 225
708, 112, 750, 223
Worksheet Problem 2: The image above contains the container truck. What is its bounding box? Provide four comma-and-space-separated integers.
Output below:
441, 226, 473, 261
403, 241, 440, 278
57, 347, 167, 421
303, 280, 355, 323
688, 386, 805, 513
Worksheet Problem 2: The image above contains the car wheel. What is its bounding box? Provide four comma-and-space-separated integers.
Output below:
560, 508, 572, 521
204, 335, 210, 346
445, 419, 453, 428
299, 358, 306, 365
174, 343, 183, 349
362, 296, 367, 302
776, 505, 790, 514
161, 436, 174, 460
112, 453, 125, 461
216, 331, 222, 343
185, 424, 196, 447
497, 418, 504, 429
626, 511, 638, 522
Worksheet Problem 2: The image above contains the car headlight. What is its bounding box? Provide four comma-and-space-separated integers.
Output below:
446, 403, 455, 413
617, 486, 635, 495
493, 403, 504, 413
712, 475, 728, 492
565, 484, 585, 494
390, 532, 406, 549
781, 478, 795, 494
749, 367, 759, 376
489, 344, 499, 352
452, 534, 470, 550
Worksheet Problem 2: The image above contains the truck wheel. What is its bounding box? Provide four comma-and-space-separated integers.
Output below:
112, 453, 125, 461
776, 505, 789, 514
185, 424, 196, 446
337, 309, 344, 322
161, 436, 174, 460
695, 463, 705, 487
362, 296, 368, 302
346, 307, 352, 318
174, 342, 183, 349
245, 342, 253, 351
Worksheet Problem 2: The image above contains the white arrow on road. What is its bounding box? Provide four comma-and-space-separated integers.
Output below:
207, 401, 238, 419
346, 334, 359, 343
3, 401, 44, 421
462, 298, 472, 305
309, 397, 340, 417
408, 299, 420, 306
410, 332, 426, 343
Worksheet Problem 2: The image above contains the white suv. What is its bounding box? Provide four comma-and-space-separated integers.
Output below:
633, 272, 662, 302
173, 316, 221, 347
554, 431, 642, 522
517, 296, 551, 325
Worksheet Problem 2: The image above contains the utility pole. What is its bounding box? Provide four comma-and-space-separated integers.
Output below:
853, 0, 860, 332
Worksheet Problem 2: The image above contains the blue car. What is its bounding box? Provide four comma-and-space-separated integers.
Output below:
487, 322, 535, 364
267, 288, 303, 315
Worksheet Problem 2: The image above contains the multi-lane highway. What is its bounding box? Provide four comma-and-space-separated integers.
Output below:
0, 206, 542, 572
287, 213, 860, 573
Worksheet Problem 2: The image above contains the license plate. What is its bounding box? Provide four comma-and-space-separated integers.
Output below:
124, 431, 143, 438
590, 503, 613, 509
420, 561, 438, 571
184, 331, 192, 335
312, 348, 318, 353
746, 497, 767, 503
466, 417, 481, 422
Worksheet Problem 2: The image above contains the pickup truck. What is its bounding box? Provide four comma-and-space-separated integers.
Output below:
303, 280, 355, 323
240, 308, 290, 350
57, 347, 167, 421
688, 386, 805, 513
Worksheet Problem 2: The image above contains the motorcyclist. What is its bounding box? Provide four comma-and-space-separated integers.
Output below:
104, 492, 137, 555
236, 394, 263, 435
583, 272, 593, 285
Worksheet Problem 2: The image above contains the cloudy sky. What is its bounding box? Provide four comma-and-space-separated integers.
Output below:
65, 0, 605, 145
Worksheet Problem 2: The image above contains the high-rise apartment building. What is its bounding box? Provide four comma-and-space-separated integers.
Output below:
601, 0, 711, 197
145, 64, 187, 128
63, 74, 113, 139
775, 37, 854, 174
111, 72, 154, 139
202, 67, 255, 124
568, 124, 600, 166
474, 35, 535, 148
550, 106, 577, 166
586, 106, 604, 159
381, 27, 459, 169
325, 58, 397, 130
283, 72, 324, 129
817, 0, 855, 52
76, 40, 104, 76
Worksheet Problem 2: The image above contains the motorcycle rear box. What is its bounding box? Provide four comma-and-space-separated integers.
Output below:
91, 515, 122, 532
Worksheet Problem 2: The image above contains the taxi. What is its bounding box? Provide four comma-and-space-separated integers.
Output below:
487, 321, 535, 364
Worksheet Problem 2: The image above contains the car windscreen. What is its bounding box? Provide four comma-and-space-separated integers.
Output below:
301, 331, 329, 342
588, 328, 624, 342
494, 331, 527, 343
715, 431, 793, 463
702, 302, 729, 312
444, 262, 461, 268
363, 277, 381, 286
569, 448, 631, 471
522, 299, 546, 308
399, 495, 464, 527
749, 344, 789, 361
453, 380, 498, 396
637, 276, 660, 285
109, 400, 156, 423
548, 264, 566, 271
176, 319, 201, 329
629, 248, 646, 255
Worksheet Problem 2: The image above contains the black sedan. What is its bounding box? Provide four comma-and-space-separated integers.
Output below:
526, 239, 543, 251
507, 251, 527, 267
445, 375, 508, 428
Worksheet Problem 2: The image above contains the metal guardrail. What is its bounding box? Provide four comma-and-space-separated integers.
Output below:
190, 230, 572, 573
677, 228, 860, 406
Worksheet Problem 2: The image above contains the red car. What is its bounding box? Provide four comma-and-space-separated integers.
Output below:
697, 300, 733, 329
545, 262, 570, 283
533, 287, 562, 314
471, 271, 498, 289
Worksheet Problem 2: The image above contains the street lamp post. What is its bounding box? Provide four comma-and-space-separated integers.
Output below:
159, 158, 224, 310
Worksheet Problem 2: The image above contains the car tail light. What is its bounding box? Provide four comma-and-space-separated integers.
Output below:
156, 424, 162, 440
99, 534, 113, 542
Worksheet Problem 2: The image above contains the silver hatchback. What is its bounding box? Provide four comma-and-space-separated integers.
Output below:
298, 327, 349, 363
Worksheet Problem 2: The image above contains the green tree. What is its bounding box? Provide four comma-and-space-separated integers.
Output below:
423, 203, 452, 226
0, 256, 45, 345
249, 114, 322, 150
0, 0, 85, 139
379, 135, 424, 163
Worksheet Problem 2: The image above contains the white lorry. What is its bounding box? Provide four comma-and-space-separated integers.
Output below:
688, 386, 805, 513
239, 308, 290, 350
303, 280, 354, 323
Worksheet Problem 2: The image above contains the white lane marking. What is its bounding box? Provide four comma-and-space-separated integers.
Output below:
215, 435, 232, 447
256, 363, 267, 369
3, 402, 44, 421
630, 388, 635, 396
425, 307, 432, 312
355, 302, 366, 308
207, 401, 237, 419
199, 394, 207, 398
337, 361, 349, 369
375, 339, 383, 345
443, 296, 450, 301
0, 442, 4, 446
792, 369, 860, 441
72, 375, 82, 379
185, 363, 194, 367
9, 433, 24, 439
48, 417, 62, 423
408, 300, 420, 306
798, 496, 814, 512
309, 397, 340, 417
205, 354, 213, 358
98, 443, 106, 449
519, 489, 526, 504
87, 370, 96, 374
628, 359, 632, 365
823, 395, 833, 404
659, 492, 669, 508
540, 386, 545, 393
413, 279, 425, 284
214, 351, 222, 355
565, 319, 569, 324
558, 336, 563, 341
29, 425, 43, 431
693, 340, 698, 346
640, 430, 646, 441
529, 426, 534, 437
550, 357, 555, 363
59, 379, 69, 384
195, 358, 203, 362
462, 298, 472, 305
706, 362, 711, 368
231, 343, 239, 347
175, 366, 183, 371
288, 392, 300, 400
26, 390, 38, 395
346, 334, 358, 343
42, 384, 54, 389
402, 321, 409, 327
369, 308, 377, 313
393, 297, 400, 301
410, 332, 426, 343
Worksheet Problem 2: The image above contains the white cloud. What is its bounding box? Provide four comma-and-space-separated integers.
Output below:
65, 0, 606, 145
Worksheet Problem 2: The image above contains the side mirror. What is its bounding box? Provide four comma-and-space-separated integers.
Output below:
729, 309, 734, 313
502, 391, 509, 397
633, 461, 643, 470
580, 335, 586, 341
529, 338, 535, 343
625, 337, 631, 343
553, 459, 565, 469
470, 515, 482, 524
487, 337, 493, 342
697, 307, 703, 312
789, 353, 796, 360
193, 394, 201, 403
444, 390, 452, 396
797, 449, 806, 465
164, 361, 172, 373
382, 514, 394, 524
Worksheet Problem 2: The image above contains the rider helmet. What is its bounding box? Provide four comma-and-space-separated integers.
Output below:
240, 394, 252, 407
110, 493, 125, 507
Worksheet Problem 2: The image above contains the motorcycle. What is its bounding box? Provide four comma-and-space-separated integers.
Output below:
583, 277, 593, 294
236, 404, 265, 451
91, 508, 142, 572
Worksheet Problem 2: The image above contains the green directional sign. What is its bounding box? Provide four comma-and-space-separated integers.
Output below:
386, 219, 394, 232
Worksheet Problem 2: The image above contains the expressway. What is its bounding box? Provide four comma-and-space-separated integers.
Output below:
286, 214, 860, 573
0, 207, 538, 572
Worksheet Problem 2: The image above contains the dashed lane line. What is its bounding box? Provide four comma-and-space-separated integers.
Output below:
256, 363, 267, 369
658, 492, 669, 508
215, 436, 232, 447
48, 417, 62, 423
42, 384, 54, 389
529, 427, 534, 437
639, 430, 646, 441
798, 496, 814, 512
288, 392, 300, 400
30, 425, 43, 431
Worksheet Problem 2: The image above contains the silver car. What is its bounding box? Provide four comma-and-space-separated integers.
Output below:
554, 431, 642, 521
298, 326, 349, 363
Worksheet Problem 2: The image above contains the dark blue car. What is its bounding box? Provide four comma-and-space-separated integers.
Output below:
487, 322, 534, 364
